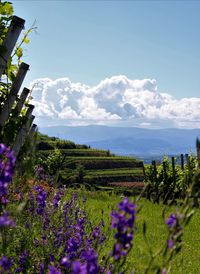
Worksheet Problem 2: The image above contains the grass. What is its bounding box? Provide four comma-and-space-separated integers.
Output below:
86, 168, 143, 176
63, 156, 142, 170
37, 148, 112, 157
72, 188, 200, 273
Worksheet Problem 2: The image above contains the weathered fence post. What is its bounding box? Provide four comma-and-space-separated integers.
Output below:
185, 154, 189, 167
0, 62, 29, 127
180, 154, 184, 170
14, 87, 30, 116
171, 156, 176, 187
29, 123, 37, 139
197, 139, 200, 169
12, 105, 35, 157
152, 160, 157, 182
0, 16, 25, 78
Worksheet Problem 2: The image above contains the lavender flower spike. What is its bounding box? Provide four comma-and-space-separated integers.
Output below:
111, 197, 136, 261
166, 214, 176, 228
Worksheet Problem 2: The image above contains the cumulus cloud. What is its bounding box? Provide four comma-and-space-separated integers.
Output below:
29, 75, 200, 128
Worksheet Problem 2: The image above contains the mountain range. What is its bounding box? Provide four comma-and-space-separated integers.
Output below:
39, 125, 200, 157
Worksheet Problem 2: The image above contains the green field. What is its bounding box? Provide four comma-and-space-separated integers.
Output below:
73, 189, 200, 274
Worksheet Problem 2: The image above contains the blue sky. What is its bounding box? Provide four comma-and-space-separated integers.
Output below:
12, 0, 200, 98
11, 1, 200, 129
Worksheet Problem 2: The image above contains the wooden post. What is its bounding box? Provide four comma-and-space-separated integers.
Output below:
25, 104, 34, 117
180, 154, 184, 170
0, 62, 29, 127
0, 16, 25, 78
171, 157, 176, 187
142, 162, 146, 178
12, 114, 35, 157
14, 87, 30, 116
196, 139, 200, 169
152, 160, 157, 181
12, 105, 34, 155
29, 123, 37, 139
152, 160, 156, 171
185, 154, 189, 166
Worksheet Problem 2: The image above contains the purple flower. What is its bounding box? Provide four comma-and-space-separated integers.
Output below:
0, 144, 16, 203
167, 239, 174, 249
48, 265, 61, 274
110, 198, 136, 261
52, 190, 64, 209
60, 256, 70, 268
39, 262, 45, 274
0, 256, 12, 271
16, 251, 29, 273
118, 197, 136, 215
166, 214, 176, 228
81, 248, 99, 273
0, 212, 15, 227
25, 222, 30, 229
35, 165, 45, 181
91, 223, 106, 244
71, 261, 87, 274
35, 186, 47, 215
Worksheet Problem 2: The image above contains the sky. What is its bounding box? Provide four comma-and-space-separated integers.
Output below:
11, 0, 200, 128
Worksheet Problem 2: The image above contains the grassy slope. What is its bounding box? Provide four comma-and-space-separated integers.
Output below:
74, 189, 200, 274
37, 133, 144, 184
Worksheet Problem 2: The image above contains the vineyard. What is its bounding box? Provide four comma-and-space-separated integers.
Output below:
0, 1, 200, 274
36, 133, 144, 187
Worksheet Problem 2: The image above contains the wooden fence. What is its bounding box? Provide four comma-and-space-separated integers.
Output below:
149, 153, 192, 185
0, 15, 37, 158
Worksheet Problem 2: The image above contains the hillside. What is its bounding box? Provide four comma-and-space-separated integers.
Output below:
39, 125, 200, 156
36, 133, 144, 187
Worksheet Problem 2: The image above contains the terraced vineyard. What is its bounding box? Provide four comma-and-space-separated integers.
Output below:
36, 133, 144, 187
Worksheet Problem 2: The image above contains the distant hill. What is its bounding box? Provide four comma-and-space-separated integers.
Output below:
36, 132, 143, 186
39, 125, 200, 156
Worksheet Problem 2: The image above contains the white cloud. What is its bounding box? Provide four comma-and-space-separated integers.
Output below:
29, 75, 200, 128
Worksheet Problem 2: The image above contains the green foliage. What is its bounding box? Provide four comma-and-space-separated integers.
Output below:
38, 148, 63, 176
55, 140, 76, 149
36, 133, 87, 150
36, 141, 54, 150
144, 154, 197, 204
37, 148, 112, 157
62, 156, 142, 170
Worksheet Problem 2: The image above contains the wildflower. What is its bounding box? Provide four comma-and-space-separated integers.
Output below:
0, 144, 16, 203
162, 268, 167, 274
81, 248, 99, 273
16, 251, 29, 273
52, 189, 64, 208
166, 214, 176, 228
71, 261, 87, 274
0, 212, 15, 227
60, 256, 70, 268
167, 239, 174, 249
0, 256, 12, 271
91, 223, 106, 245
48, 265, 61, 274
110, 197, 136, 261
35, 186, 47, 215
39, 262, 45, 274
